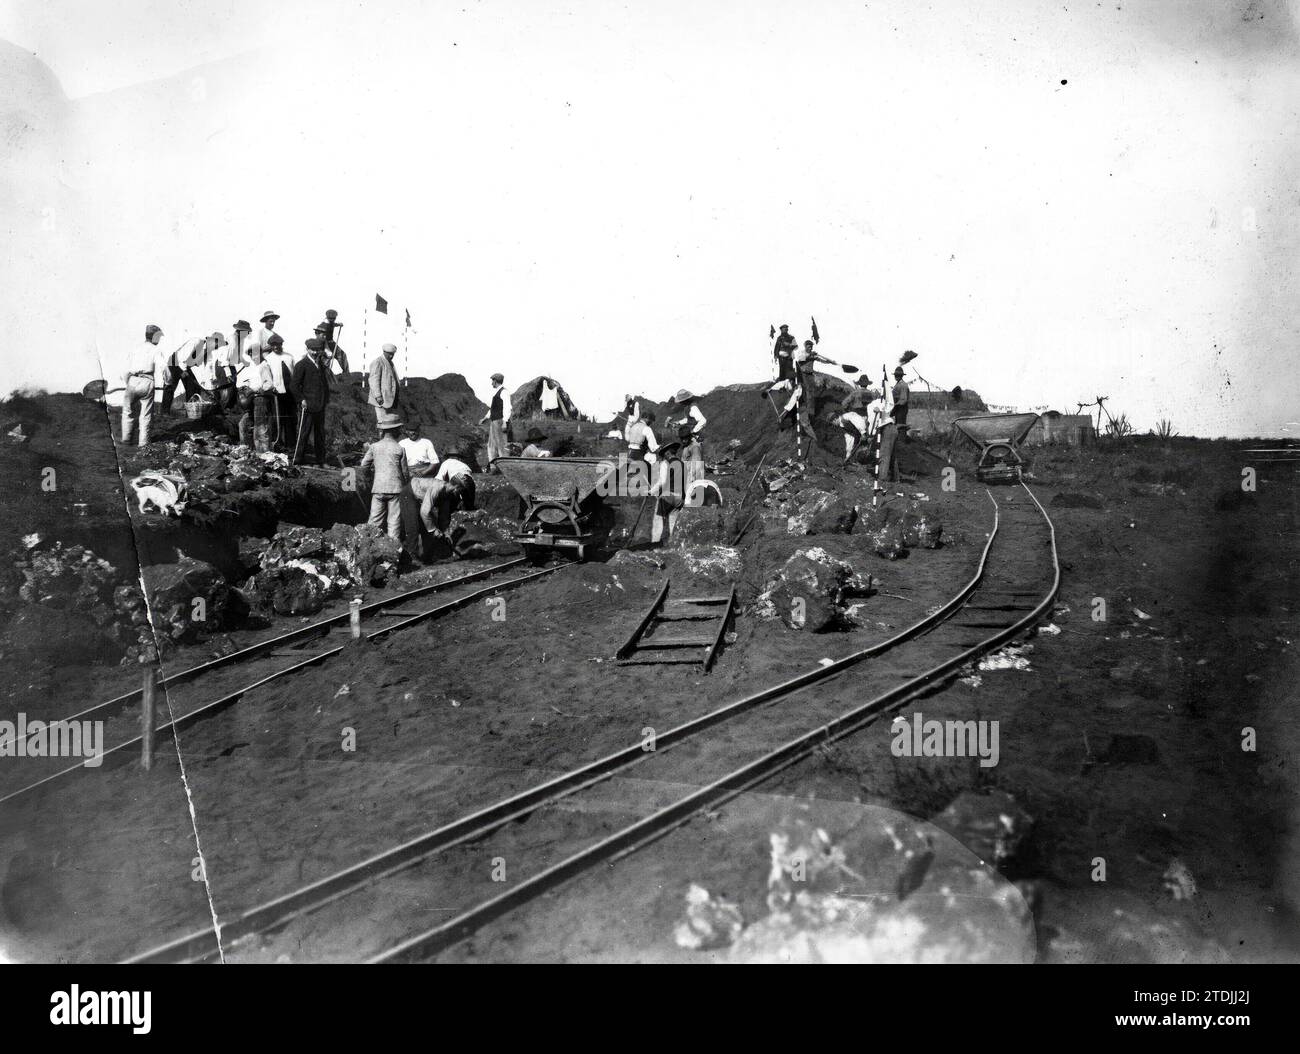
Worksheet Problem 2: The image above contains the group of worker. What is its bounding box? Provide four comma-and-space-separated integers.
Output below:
764, 320, 913, 480
120, 310, 343, 466
618, 390, 709, 542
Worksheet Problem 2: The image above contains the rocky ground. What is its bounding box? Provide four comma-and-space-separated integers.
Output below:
0, 382, 1297, 963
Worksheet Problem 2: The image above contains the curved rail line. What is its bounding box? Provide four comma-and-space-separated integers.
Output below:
1, 557, 555, 806
126, 482, 1058, 965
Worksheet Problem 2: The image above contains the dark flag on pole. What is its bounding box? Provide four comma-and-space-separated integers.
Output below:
375, 294, 388, 314
810, 317, 820, 344
405, 308, 412, 329
769, 324, 776, 340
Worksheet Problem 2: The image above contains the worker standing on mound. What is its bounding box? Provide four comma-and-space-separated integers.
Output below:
369, 342, 401, 423
480, 372, 510, 473
890, 366, 910, 427
770, 323, 797, 392
122, 323, 165, 446
668, 389, 707, 441
290, 337, 332, 465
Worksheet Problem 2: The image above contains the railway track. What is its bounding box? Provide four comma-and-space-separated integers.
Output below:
126, 481, 1059, 964
0, 557, 556, 805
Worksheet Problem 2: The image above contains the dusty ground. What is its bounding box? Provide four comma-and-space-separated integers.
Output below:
1, 389, 1297, 963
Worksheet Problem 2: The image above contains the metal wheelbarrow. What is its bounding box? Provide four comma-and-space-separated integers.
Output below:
948, 412, 1040, 483
495, 455, 620, 561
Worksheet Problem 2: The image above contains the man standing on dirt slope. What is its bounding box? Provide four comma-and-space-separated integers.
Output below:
121, 324, 165, 446
769, 323, 797, 394
290, 338, 332, 465
890, 366, 910, 427
361, 415, 411, 542
368, 342, 401, 422
479, 372, 510, 474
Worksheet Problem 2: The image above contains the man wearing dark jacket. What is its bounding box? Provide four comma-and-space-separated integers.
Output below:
290, 338, 332, 465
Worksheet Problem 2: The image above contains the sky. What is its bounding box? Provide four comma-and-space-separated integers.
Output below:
1, 0, 1298, 435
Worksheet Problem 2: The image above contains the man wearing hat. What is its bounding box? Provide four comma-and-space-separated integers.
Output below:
772, 324, 797, 385
263, 333, 295, 451
668, 389, 707, 441
360, 412, 411, 542
890, 366, 910, 426
521, 427, 551, 458
121, 324, 165, 446
252, 310, 279, 358
314, 320, 350, 374
368, 342, 401, 421
478, 372, 510, 474
289, 337, 332, 465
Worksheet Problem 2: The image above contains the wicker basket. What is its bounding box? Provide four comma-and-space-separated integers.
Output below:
184, 394, 212, 420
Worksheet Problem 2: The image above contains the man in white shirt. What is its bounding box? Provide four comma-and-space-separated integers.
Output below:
399, 422, 441, 545
249, 310, 279, 359
236, 345, 276, 452
668, 389, 707, 440
540, 379, 561, 417
263, 333, 295, 451
122, 324, 165, 446
424, 455, 476, 533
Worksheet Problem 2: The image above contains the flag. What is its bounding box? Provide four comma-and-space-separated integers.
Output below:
810, 317, 820, 344
405, 308, 412, 329
375, 294, 388, 314
769, 324, 775, 340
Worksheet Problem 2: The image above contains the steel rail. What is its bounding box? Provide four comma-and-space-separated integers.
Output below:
2, 563, 556, 807
126, 494, 1005, 964
16, 556, 530, 747
370, 482, 1058, 962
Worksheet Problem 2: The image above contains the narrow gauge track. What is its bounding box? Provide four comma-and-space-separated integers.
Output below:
0, 557, 555, 805
127, 482, 1058, 964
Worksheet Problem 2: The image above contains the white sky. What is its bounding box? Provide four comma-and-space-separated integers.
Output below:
2, 0, 1298, 435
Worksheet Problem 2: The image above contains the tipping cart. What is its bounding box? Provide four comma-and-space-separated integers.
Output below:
494, 456, 620, 562
949, 412, 1040, 483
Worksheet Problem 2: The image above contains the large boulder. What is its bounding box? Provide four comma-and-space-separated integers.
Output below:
250, 563, 331, 617
670, 506, 730, 547
447, 509, 518, 559
725, 810, 1034, 964
786, 489, 858, 535
898, 501, 943, 549
757, 547, 873, 631
140, 555, 229, 642
326, 523, 403, 586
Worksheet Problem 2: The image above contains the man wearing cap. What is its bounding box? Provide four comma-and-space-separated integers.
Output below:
368, 342, 401, 422
121, 324, 165, 446
773, 324, 797, 382
290, 338, 332, 465
478, 372, 510, 474
361, 413, 411, 542
263, 333, 295, 451
890, 367, 910, 426
521, 427, 551, 458
668, 390, 707, 440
